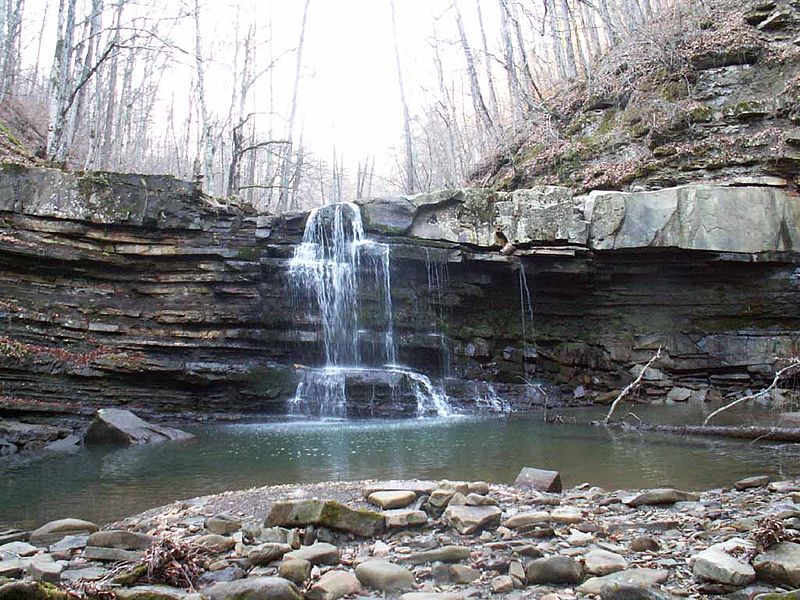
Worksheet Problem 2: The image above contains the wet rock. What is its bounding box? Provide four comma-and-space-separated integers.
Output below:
83, 546, 143, 562
514, 467, 562, 493
48, 535, 87, 555
690, 538, 756, 586
284, 542, 339, 566
368, 491, 416, 509
444, 505, 502, 534
60, 566, 108, 584
29, 519, 99, 546
307, 570, 361, 600
525, 556, 584, 584
578, 568, 669, 595
383, 509, 428, 528
115, 586, 203, 600
464, 493, 497, 506
585, 549, 628, 576
278, 558, 311, 584
205, 515, 242, 536
623, 489, 700, 507
194, 535, 236, 554
247, 543, 292, 565
404, 545, 470, 565
355, 559, 415, 592
86, 530, 154, 550
753, 542, 800, 587
84, 409, 193, 445
736, 476, 771, 491
43, 436, 81, 453
266, 499, 383, 537
205, 576, 302, 600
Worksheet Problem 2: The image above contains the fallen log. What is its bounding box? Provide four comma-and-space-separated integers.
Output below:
597, 421, 800, 443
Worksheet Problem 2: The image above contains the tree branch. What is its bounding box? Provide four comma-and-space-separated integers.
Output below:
604, 347, 663, 424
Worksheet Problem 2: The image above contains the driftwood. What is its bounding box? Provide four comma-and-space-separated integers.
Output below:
602, 421, 800, 443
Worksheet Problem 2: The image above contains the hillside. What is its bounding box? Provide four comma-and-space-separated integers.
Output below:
472, 0, 800, 193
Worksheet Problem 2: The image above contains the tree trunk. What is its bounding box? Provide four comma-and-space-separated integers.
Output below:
475, 0, 500, 123
389, 0, 415, 194
498, 0, 524, 120
46, 0, 77, 162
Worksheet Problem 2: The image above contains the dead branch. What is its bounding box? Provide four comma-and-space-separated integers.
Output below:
703, 358, 800, 426
604, 347, 663, 424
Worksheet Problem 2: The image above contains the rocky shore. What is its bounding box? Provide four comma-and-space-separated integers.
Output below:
3, 472, 800, 600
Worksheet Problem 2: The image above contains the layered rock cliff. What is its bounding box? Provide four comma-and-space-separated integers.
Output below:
0, 165, 798, 416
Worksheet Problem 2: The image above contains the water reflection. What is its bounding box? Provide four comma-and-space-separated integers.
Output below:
2, 406, 799, 529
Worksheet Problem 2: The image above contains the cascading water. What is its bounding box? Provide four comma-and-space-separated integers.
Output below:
517, 258, 536, 375
289, 202, 452, 418
424, 249, 452, 380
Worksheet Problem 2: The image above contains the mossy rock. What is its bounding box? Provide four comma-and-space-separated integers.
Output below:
686, 104, 714, 123
0, 581, 69, 600
723, 100, 770, 120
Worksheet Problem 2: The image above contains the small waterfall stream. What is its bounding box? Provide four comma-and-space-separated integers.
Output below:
289, 202, 452, 418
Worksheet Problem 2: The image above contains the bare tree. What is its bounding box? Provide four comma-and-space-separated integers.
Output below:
389, 0, 416, 195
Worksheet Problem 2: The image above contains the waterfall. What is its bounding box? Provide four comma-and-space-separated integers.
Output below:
517, 259, 535, 374
289, 202, 452, 418
425, 249, 452, 379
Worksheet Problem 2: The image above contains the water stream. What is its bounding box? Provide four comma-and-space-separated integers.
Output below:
289, 203, 452, 418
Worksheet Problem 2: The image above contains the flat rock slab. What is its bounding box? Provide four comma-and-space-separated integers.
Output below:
83, 546, 143, 562
403, 545, 470, 565
267, 499, 383, 537
623, 489, 700, 507
444, 505, 501, 534
585, 549, 628, 576
355, 560, 415, 592
514, 467, 562, 493
735, 476, 770, 490
754, 542, 800, 587
84, 408, 194, 445
306, 570, 361, 600
115, 585, 204, 600
503, 511, 550, 529
29, 519, 99, 546
690, 538, 756, 585
87, 530, 154, 551
205, 515, 242, 536
205, 576, 302, 600
363, 480, 438, 497
383, 509, 428, 528
284, 542, 340, 566
578, 568, 669, 595
368, 491, 416, 509
0, 542, 37, 558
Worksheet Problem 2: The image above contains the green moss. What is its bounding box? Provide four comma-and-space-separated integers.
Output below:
0, 120, 24, 150
235, 247, 261, 261
686, 104, 714, 123
112, 563, 147, 585
660, 80, 689, 101
0, 162, 28, 174
77, 171, 112, 197
723, 100, 769, 120
240, 365, 297, 399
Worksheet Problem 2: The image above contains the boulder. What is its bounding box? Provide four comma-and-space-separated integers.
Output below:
525, 556, 584, 584
29, 519, 99, 546
86, 530, 154, 551
735, 476, 770, 490
368, 491, 416, 510
115, 585, 203, 600
754, 542, 800, 587
306, 570, 361, 600
266, 499, 383, 537
588, 186, 800, 254
382, 510, 428, 528
195, 535, 236, 553
578, 569, 669, 595
205, 515, 242, 536
403, 546, 470, 565
83, 409, 193, 445
623, 489, 700, 507
283, 542, 339, 566
443, 505, 501, 534
247, 543, 292, 566
204, 576, 302, 600
355, 560, 415, 592
278, 558, 311, 584
514, 467, 562, 493
690, 538, 756, 586
585, 549, 628, 576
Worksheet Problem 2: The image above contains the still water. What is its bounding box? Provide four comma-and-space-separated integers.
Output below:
2, 406, 799, 529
